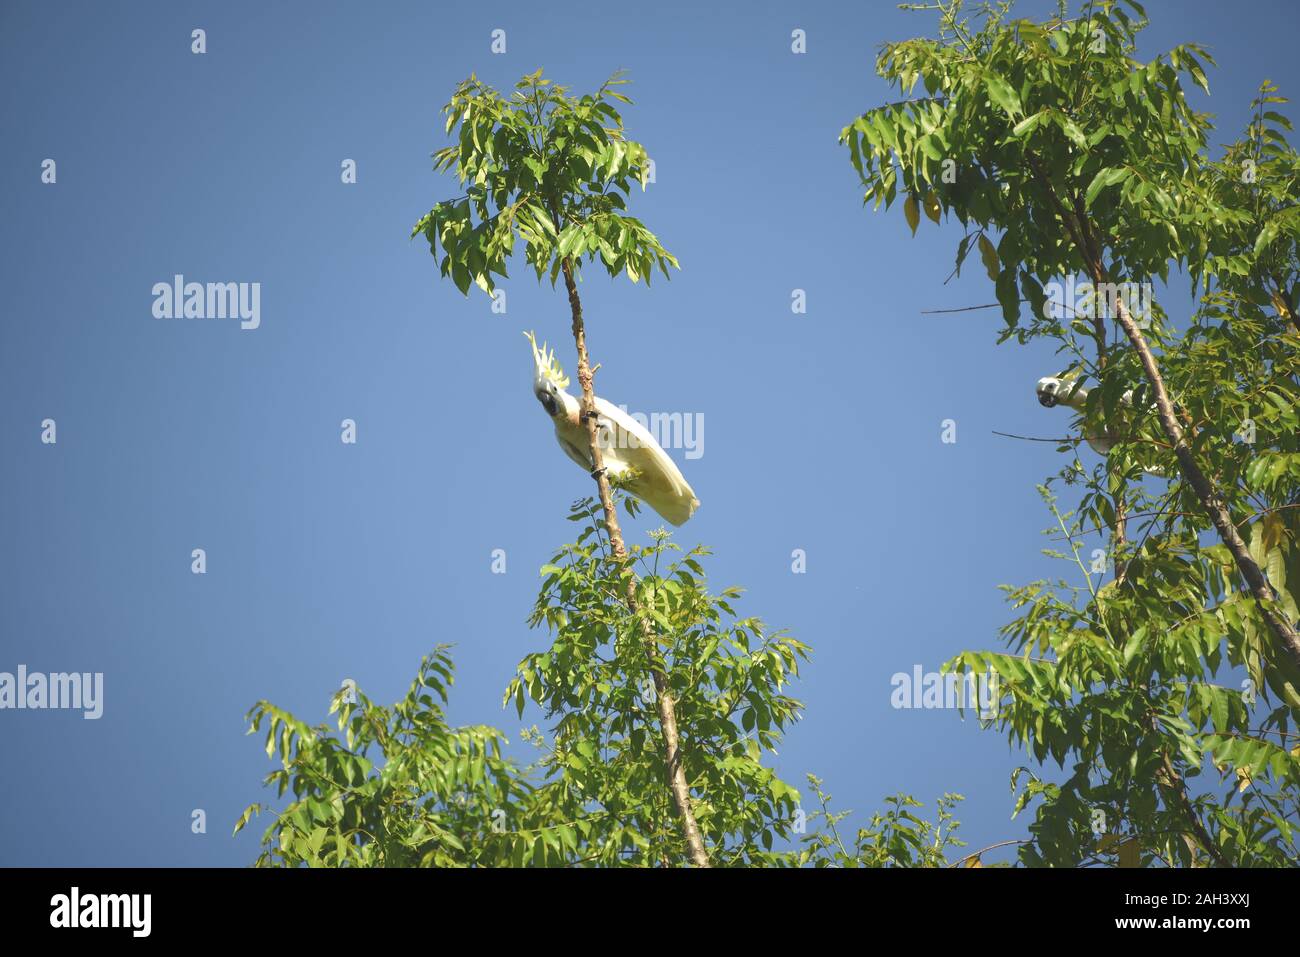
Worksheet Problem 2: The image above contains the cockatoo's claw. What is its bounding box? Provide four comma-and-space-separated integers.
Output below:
590, 467, 608, 480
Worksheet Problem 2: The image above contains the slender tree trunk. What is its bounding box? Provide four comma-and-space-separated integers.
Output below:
1156, 749, 1226, 867
1080, 259, 1129, 587
1107, 294, 1300, 669
1035, 162, 1300, 667
1028, 160, 1133, 583
560, 257, 711, 868
1032, 166, 1291, 865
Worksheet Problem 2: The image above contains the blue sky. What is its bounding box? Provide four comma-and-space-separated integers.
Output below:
1, 0, 1297, 866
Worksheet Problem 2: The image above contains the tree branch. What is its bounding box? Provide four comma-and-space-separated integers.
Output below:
559, 256, 711, 868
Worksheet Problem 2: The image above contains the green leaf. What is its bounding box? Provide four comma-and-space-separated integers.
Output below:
1012, 111, 1048, 137
984, 73, 1023, 118
1085, 168, 1110, 208
978, 234, 999, 281
923, 192, 941, 224
904, 194, 920, 235
1085, 167, 1131, 208
995, 268, 1020, 328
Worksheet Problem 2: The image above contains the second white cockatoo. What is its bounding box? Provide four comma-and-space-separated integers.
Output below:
1036, 373, 1140, 455
525, 331, 700, 526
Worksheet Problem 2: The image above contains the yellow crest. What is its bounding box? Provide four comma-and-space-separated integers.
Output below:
523, 330, 570, 389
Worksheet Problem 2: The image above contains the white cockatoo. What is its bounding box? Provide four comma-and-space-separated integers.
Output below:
1036, 373, 1139, 455
525, 331, 700, 526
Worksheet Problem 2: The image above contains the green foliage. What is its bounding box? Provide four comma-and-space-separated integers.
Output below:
504, 497, 810, 865
235, 648, 535, 867
794, 776, 967, 868
843, 0, 1218, 340
411, 69, 678, 295
239, 66, 974, 870
844, 0, 1300, 866
237, 496, 968, 867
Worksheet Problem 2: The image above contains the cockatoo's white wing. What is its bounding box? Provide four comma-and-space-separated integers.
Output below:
592, 397, 700, 526
554, 430, 592, 472
1036, 375, 1166, 470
